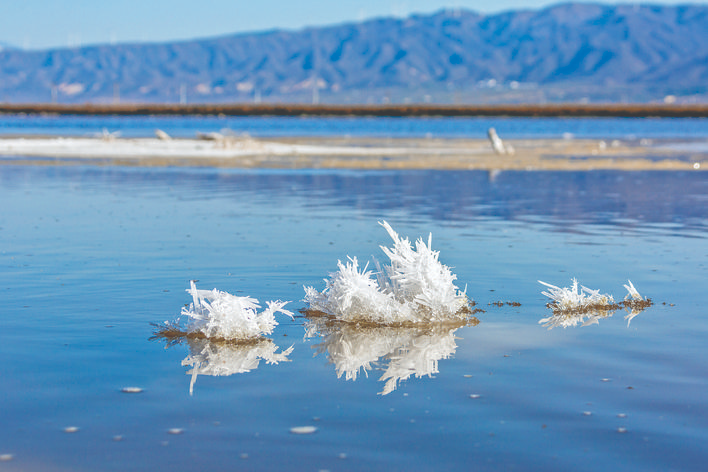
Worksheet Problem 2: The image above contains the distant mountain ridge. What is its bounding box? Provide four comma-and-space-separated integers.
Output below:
1, 2, 706, 104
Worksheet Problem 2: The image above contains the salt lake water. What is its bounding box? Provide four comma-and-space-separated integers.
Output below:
0, 116, 707, 471
1, 113, 708, 139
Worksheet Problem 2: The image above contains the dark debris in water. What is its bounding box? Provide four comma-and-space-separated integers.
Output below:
488, 301, 522, 307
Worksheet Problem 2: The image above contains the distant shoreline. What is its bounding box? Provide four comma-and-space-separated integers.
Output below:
1, 103, 707, 118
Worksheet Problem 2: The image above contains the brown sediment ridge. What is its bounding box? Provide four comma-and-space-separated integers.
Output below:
1, 103, 708, 117
0, 135, 705, 171
301, 309, 480, 330
150, 321, 269, 347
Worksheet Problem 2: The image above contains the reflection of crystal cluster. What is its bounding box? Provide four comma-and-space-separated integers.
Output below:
181, 280, 293, 340
538, 308, 616, 329
304, 221, 469, 324
182, 338, 293, 394
538, 279, 652, 329
306, 318, 464, 395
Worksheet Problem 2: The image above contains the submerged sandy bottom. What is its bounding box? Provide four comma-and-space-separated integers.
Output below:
0, 135, 705, 170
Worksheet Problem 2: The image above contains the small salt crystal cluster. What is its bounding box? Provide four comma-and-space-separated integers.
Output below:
304, 221, 470, 324
538, 278, 615, 313
176, 280, 293, 341
538, 278, 652, 328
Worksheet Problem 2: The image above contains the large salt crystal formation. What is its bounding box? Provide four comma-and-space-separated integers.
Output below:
178, 280, 293, 341
304, 221, 470, 324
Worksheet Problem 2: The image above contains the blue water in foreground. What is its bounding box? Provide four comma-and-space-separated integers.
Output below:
1, 116, 707, 471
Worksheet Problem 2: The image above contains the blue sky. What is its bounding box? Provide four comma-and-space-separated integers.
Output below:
1, 0, 704, 50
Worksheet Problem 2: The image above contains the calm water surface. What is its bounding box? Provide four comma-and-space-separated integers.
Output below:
1, 114, 708, 139
1, 165, 707, 470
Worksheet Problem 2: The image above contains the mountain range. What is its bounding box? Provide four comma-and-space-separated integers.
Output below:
1, 2, 706, 104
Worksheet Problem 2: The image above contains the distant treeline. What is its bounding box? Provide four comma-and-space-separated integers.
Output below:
0, 103, 707, 118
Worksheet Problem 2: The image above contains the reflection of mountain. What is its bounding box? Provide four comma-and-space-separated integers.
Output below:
3, 166, 705, 234
306, 316, 475, 394
182, 338, 293, 394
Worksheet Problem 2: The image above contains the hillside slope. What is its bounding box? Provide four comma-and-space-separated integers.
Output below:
1, 3, 705, 104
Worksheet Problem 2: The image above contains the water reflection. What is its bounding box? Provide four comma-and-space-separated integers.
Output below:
2, 115, 707, 139
538, 304, 648, 329
305, 314, 478, 395
155, 336, 293, 395
2, 166, 704, 236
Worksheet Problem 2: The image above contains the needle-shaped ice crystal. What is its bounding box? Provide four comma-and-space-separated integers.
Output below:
304, 221, 470, 324
623, 280, 643, 301
538, 278, 614, 313
539, 278, 652, 329
178, 280, 293, 341
621, 280, 652, 326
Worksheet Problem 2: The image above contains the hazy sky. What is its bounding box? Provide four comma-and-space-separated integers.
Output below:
2, 0, 705, 50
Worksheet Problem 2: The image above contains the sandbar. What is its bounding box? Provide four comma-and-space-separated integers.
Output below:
0, 135, 705, 171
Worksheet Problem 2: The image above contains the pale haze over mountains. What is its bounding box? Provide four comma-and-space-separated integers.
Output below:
0, 3, 705, 104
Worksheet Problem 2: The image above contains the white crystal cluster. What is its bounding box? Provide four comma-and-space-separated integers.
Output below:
180, 280, 293, 341
538, 278, 615, 312
539, 278, 648, 312
304, 221, 469, 324
538, 278, 650, 329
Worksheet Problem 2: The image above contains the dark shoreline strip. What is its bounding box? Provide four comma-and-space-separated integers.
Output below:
1, 103, 707, 118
